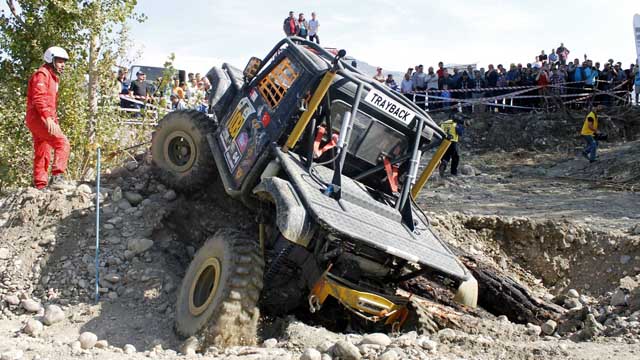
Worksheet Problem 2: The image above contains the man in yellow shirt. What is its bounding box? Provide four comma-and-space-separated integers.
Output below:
580, 107, 600, 163
439, 113, 465, 177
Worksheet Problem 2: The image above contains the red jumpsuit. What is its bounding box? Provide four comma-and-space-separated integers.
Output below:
25, 64, 70, 189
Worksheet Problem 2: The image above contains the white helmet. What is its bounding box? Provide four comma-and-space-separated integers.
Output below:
43, 46, 69, 63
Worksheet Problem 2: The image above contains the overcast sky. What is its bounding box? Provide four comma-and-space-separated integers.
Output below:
129, 0, 639, 74
3, 1, 639, 74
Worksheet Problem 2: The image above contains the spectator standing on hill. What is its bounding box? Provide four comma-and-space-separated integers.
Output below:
130, 71, 150, 110
170, 94, 187, 110
574, 59, 584, 84
535, 65, 550, 108
283, 11, 298, 36
550, 67, 566, 96
458, 72, 473, 112
426, 67, 439, 90
556, 43, 570, 65
471, 70, 486, 112
171, 79, 183, 99
411, 65, 427, 91
549, 49, 558, 64
506, 63, 521, 86
437, 62, 445, 78
400, 73, 414, 100
634, 65, 640, 105
438, 71, 452, 90
373, 67, 385, 83
297, 13, 309, 39
583, 61, 598, 91
536, 65, 550, 87
385, 74, 398, 91
308, 12, 320, 44
538, 50, 547, 62
451, 68, 461, 85
117, 68, 129, 108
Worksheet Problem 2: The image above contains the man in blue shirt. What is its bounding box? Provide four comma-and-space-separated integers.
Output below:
583, 61, 598, 91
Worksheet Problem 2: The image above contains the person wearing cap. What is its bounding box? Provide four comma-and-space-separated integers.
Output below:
26, 46, 72, 190
129, 71, 150, 114
130, 71, 149, 100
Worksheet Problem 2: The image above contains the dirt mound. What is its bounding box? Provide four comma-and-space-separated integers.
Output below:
430, 213, 640, 296
2, 148, 640, 359
447, 106, 640, 153
543, 140, 640, 187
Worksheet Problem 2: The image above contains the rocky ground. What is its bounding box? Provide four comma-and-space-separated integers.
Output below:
0, 108, 639, 359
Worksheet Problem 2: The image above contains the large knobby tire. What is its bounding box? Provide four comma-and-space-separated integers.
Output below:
175, 229, 264, 347
151, 110, 215, 192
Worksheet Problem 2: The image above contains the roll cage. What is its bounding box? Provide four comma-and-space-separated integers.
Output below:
245, 37, 450, 229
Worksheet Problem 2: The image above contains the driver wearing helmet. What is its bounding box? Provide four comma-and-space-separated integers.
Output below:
25, 46, 72, 190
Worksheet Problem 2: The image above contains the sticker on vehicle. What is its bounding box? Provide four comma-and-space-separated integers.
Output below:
226, 98, 256, 140
364, 89, 415, 125
224, 141, 241, 171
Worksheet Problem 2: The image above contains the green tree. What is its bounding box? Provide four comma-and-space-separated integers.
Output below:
0, 0, 145, 191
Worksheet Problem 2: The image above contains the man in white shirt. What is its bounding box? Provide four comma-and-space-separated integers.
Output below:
411, 64, 427, 91
400, 73, 414, 101
426, 66, 439, 90
309, 12, 320, 44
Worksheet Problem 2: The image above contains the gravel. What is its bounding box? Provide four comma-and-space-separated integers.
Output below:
78, 332, 98, 349
300, 348, 322, 360
179, 337, 198, 356
360, 333, 391, 347
3, 295, 20, 306
42, 304, 65, 325
541, 320, 558, 335
20, 299, 42, 313
123, 344, 136, 354
23, 319, 44, 337
332, 340, 361, 360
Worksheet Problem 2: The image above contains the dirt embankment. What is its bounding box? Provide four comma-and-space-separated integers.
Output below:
431, 106, 640, 153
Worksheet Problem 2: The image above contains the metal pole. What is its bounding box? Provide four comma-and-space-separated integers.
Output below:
397, 117, 425, 210
94, 146, 101, 303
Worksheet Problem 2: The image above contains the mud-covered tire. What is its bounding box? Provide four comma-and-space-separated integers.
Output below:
404, 299, 441, 335
175, 229, 264, 347
151, 110, 215, 192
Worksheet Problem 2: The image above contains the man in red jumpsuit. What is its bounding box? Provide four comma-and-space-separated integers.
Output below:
25, 46, 71, 190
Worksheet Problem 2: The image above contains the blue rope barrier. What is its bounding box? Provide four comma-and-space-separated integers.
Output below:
95, 147, 101, 303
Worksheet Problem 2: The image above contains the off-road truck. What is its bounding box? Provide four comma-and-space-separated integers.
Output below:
151, 37, 478, 347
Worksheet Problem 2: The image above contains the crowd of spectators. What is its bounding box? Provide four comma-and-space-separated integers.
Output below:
116, 69, 212, 114
376, 43, 640, 112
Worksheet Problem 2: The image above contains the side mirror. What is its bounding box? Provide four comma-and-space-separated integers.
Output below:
243, 57, 262, 81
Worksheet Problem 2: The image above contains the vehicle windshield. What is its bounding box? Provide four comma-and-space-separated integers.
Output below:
330, 101, 408, 165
